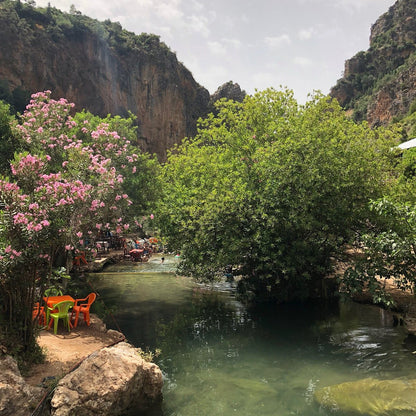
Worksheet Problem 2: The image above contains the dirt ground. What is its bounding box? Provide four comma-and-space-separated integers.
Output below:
23, 250, 137, 389
25, 314, 125, 388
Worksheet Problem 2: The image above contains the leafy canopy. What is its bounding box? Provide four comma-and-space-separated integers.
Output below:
156, 88, 398, 302
342, 144, 416, 307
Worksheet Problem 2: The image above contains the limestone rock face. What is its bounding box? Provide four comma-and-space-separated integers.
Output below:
51, 342, 163, 416
0, 355, 43, 416
366, 64, 416, 127
314, 377, 416, 415
0, 3, 210, 160
330, 0, 416, 126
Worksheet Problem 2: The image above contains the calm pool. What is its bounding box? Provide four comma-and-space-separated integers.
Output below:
90, 255, 416, 416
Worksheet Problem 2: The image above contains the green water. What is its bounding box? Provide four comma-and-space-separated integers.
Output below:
90, 256, 416, 416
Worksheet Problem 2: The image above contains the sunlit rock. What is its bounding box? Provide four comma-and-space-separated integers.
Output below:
0, 355, 42, 416
314, 377, 416, 415
51, 342, 163, 416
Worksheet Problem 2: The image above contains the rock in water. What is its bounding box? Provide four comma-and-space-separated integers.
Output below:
314, 377, 416, 415
51, 342, 163, 416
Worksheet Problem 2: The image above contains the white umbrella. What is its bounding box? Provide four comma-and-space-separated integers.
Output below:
398, 138, 416, 150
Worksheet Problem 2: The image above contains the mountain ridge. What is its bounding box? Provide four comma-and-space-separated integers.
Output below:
330, 0, 416, 127
0, 0, 210, 160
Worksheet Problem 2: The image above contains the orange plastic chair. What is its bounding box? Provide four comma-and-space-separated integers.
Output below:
32, 302, 46, 326
73, 251, 87, 267
70, 293, 96, 328
47, 300, 74, 334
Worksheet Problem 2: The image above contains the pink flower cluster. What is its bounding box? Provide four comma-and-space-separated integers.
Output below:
0, 91, 140, 268
11, 154, 45, 177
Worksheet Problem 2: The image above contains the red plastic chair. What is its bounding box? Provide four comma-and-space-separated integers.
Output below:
32, 302, 46, 326
70, 293, 97, 328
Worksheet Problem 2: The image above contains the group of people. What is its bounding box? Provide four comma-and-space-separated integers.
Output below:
124, 238, 159, 262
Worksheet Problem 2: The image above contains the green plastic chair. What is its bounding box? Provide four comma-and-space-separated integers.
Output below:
44, 287, 63, 297
44, 287, 64, 322
47, 300, 74, 334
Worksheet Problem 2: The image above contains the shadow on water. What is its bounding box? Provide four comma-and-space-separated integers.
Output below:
90, 257, 416, 416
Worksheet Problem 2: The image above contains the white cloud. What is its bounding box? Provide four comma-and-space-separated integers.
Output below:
240, 13, 250, 24
187, 15, 211, 37
206, 38, 241, 57
332, 0, 394, 14
185, 57, 228, 93
252, 72, 281, 90
298, 28, 314, 41
190, 0, 204, 12
222, 38, 242, 50
293, 57, 313, 67
207, 41, 227, 56
264, 34, 291, 48
156, 1, 184, 21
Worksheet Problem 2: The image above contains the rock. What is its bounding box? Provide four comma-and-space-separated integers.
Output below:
0, 355, 43, 416
88, 313, 108, 333
50, 342, 163, 416
330, 0, 416, 125
314, 377, 416, 415
210, 81, 246, 105
106, 328, 125, 342
0, 2, 210, 161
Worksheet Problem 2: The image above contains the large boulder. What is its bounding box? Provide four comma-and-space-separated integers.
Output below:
51, 342, 163, 416
0, 355, 43, 416
314, 377, 416, 415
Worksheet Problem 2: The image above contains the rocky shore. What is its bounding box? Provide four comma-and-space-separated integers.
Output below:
0, 315, 163, 416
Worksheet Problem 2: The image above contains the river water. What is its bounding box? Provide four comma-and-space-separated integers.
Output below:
89, 255, 416, 416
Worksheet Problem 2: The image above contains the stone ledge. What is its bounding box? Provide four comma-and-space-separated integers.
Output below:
50, 342, 163, 416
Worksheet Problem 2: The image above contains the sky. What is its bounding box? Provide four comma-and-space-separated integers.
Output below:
35, 0, 397, 103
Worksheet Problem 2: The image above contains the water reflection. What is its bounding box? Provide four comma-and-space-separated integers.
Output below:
90, 259, 415, 416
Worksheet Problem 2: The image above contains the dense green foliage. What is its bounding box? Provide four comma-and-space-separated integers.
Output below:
156, 89, 398, 302
396, 104, 416, 140
0, 0, 171, 55
0, 101, 20, 174
0, 79, 30, 114
342, 145, 416, 307
343, 198, 416, 306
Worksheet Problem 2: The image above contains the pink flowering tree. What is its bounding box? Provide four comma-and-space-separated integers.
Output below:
71, 110, 161, 216
0, 91, 155, 356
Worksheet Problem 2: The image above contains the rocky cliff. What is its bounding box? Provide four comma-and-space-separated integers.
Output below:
0, 1, 210, 160
330, 0, 416, 126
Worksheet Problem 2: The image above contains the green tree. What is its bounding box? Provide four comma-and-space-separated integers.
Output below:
71, 110, 162, 218
156, 89, 397, 302
342, 145, 416, 307
342, 198, 416, 307
0, 101, 19, 175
